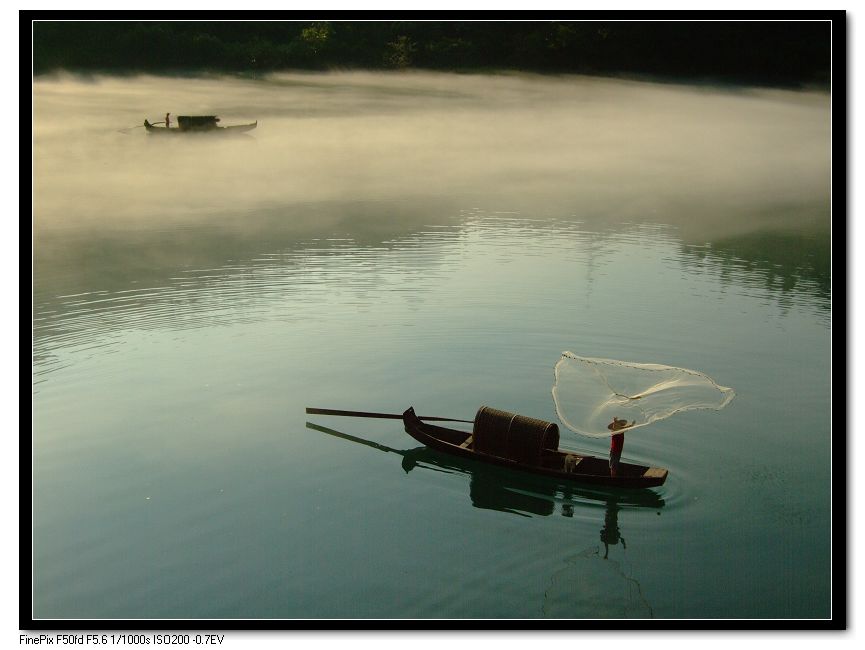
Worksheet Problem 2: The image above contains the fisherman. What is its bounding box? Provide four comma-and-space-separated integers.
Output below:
165, 113, 170, 129
607, 416, 633, 477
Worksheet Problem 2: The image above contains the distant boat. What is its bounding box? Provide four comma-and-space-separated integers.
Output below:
144, 115, 257, 134
306, 405, 669, 489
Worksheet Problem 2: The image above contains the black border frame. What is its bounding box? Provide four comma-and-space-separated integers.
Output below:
24, 8, 847, 632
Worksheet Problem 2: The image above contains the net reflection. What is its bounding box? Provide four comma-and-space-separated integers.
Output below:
304, 421, 665, 519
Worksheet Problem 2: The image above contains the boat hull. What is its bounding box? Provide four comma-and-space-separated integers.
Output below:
144, 119, 257, 134
402, 407, 668, 489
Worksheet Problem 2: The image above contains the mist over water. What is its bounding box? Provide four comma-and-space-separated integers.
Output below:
35, 71, 828, 232
33, 71, 831, 620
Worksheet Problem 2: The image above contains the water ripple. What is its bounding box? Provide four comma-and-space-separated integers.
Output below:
34, 213, 829, 394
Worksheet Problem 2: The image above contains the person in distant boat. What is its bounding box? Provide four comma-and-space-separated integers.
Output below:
165, 113, 170, 129
607, 416, 633, 477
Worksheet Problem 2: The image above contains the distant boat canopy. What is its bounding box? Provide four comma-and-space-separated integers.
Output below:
552, 352, 735, 438
176, 115, 220, 131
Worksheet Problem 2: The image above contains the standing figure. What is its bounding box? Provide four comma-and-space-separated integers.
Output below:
607, 416, 632, 477
165, 113, 170, 129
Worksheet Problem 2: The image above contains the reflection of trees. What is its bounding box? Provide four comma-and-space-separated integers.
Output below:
32, 201, 462, 373
34, 200, 461, 300
680, 226, 830, 308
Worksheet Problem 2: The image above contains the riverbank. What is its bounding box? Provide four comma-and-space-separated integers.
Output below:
33, 20, 831, 89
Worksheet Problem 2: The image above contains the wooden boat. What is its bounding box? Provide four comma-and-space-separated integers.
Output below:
305, 421, 667, 515
305, 405, 669, 489
402, 407, 668, 489
144, 115, 257, 134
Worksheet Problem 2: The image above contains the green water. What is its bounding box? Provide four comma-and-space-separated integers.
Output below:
32, 71, 831, 620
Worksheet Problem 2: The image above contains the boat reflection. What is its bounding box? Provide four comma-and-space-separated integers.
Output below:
307, 421, 663, 618
305, 421, 665, 519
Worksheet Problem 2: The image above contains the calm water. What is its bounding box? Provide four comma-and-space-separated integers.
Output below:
32, 71, 831, 620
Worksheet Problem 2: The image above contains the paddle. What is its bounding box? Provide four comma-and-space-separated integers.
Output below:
305, 407, 473, 424
305, 421, 403, 454
118, 120, 166, 134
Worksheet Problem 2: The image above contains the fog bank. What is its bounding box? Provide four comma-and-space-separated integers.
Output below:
34, 71, 830, 243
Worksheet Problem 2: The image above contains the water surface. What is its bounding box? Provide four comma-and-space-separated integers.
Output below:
33, 71, 831, 620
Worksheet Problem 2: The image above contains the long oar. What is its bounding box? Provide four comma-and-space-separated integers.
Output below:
118, 121, 166, 134
305, 407, 473, 424
306, 421, 403, 454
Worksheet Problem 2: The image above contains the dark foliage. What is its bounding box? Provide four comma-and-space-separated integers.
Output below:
33, 21, 831, 86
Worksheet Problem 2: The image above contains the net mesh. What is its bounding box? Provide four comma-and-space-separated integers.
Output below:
552, 352, 735, 438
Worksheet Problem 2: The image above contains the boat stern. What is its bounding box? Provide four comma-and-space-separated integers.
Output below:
402, 406, 417, 429
642, 466, 669, 486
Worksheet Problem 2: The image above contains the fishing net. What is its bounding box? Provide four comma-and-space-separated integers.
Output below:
552, 352, 735, 438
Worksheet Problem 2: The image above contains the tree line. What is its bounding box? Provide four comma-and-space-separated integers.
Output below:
33, 21, 831, 86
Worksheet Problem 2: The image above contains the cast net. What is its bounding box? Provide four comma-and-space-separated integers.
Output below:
552, 352, 735, 438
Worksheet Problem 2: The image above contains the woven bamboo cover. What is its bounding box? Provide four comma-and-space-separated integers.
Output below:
473, 406, 559, 463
